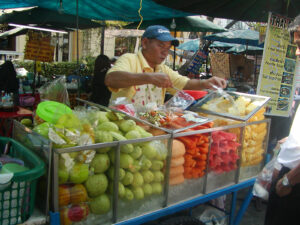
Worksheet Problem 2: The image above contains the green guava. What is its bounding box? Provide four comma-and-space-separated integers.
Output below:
120, 120, 136, 132
151, 160, 164, 171
151, 182, 163, 194
128, 160, 141, 173
69, 163, 89, 184
120, 153, 134, 169
97, 121, 119, 132
58, 168, 69, 184
130, 146, 143, 159
90, 153, 110, 173
143, 184, 153, 196
108, 182, 125, 198
142, 143, 157, 159
131, 172, 144, 187
90, 193, 111, 214
153, 171, 164, 182
141, 170, 154, 183
85, 174, 108, 197
121, 171, 134, 186
140, 157, 152, 170
107, 167, 125, 180
124, 188, 134, 201
125, 130, 141, 140
132, 186, 144, 200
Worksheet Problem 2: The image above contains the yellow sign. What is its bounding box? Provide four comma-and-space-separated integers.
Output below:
259, 24, 267, 44
24, 31, 54, 62
257, 13, 297, 117
36, 61, 42, 72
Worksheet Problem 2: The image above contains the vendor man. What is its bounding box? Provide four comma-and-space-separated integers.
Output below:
105, 25, 226, 106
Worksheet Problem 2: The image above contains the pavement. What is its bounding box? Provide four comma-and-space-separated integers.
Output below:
142, 188, 268, 225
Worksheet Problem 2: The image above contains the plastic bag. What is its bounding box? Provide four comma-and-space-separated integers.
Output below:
110, 97, 136, 116
164, 89, 195, 110
253, 157, 277, 200
199, 206, 226, 225
38, 76, 70, 106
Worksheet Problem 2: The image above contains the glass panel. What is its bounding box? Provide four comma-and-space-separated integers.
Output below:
168, 126, 212, 204
239, 121, 268, 181
116, 138, 167, 222
57, 145, 117, 225
206, 127, 241, 193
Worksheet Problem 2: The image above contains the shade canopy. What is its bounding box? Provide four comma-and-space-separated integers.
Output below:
203, 29, 263, 47
124, 16, 226, 32
153, 0, 300, 22
0, 7, 102, 30
0, 0, 191, 22
178, 39, 263, 53
209, 41, 237, 48
0, 27, 27, 38
225, 44, 263, 55
177, 39, 200, 52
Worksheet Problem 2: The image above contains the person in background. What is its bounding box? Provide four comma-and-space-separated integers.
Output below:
264, 14, 300, 225
90, 54, 111, 106
105, 25, 226, 106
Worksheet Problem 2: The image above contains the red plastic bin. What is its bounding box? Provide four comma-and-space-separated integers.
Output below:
184, 90, 207, 100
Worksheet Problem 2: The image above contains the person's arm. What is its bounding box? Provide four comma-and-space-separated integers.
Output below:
105, 71, 173, 89
183, 76, 227, 90
276, 163, 300, 197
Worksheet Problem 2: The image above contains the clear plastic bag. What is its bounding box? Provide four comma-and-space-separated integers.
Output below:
199, 206, 226, 225
110, 97, 136, 116
253, 157, 277, 200
164, 89, 195, 110
38, 76, 70, 106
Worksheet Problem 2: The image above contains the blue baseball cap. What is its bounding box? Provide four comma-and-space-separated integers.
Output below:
142, 25, 179, 46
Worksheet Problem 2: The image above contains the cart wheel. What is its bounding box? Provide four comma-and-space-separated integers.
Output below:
160, 216, 205, 225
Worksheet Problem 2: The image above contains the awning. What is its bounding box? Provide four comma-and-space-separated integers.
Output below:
0, 7, 102, 30
0, 0, 192, 22
124, 16, 226, 32
0, 27, 27, 38
153, 0, 300, 22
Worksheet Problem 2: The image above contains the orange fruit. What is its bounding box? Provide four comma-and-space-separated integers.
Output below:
59, 185, 70, 207
70, 184, 88, 204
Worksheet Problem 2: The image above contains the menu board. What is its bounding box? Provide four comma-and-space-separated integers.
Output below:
24, 30, 55, 62
187, 50, 207, 74
295, 61, 300, 89
257, 13, 297, 117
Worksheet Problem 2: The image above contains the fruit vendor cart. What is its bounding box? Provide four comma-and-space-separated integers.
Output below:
12, 92, 270, 225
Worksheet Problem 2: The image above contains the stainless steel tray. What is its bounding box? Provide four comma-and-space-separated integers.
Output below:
190, 91, 271, 121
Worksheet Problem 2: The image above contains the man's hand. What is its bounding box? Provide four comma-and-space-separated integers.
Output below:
184, 76, 227, 90
202, 77, 227, 89
275, 163, 300, 197
147, 72, 173, 88
276, 178, 292, 197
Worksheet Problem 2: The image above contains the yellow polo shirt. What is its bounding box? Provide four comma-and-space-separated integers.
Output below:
107, 50, 189, 105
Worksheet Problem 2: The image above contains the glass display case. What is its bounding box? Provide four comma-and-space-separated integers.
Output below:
12, 95, 271, 224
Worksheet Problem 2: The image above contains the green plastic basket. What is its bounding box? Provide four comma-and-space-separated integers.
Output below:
0, 137, 45, 225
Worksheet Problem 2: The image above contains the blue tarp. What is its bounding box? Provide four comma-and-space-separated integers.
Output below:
0, 0, 192, 22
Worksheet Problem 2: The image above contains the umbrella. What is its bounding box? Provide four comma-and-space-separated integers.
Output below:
0, 27, 27, 38
203, 29, 263, 47
209, 41, 237, 48
177, 39, 200, 52
0, 0, 192, 22
226, 45, 264, 55
178, 40, 251, 52
0, 7, 102, 30
124, 16, 226, 32
153, 0, 300, 22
